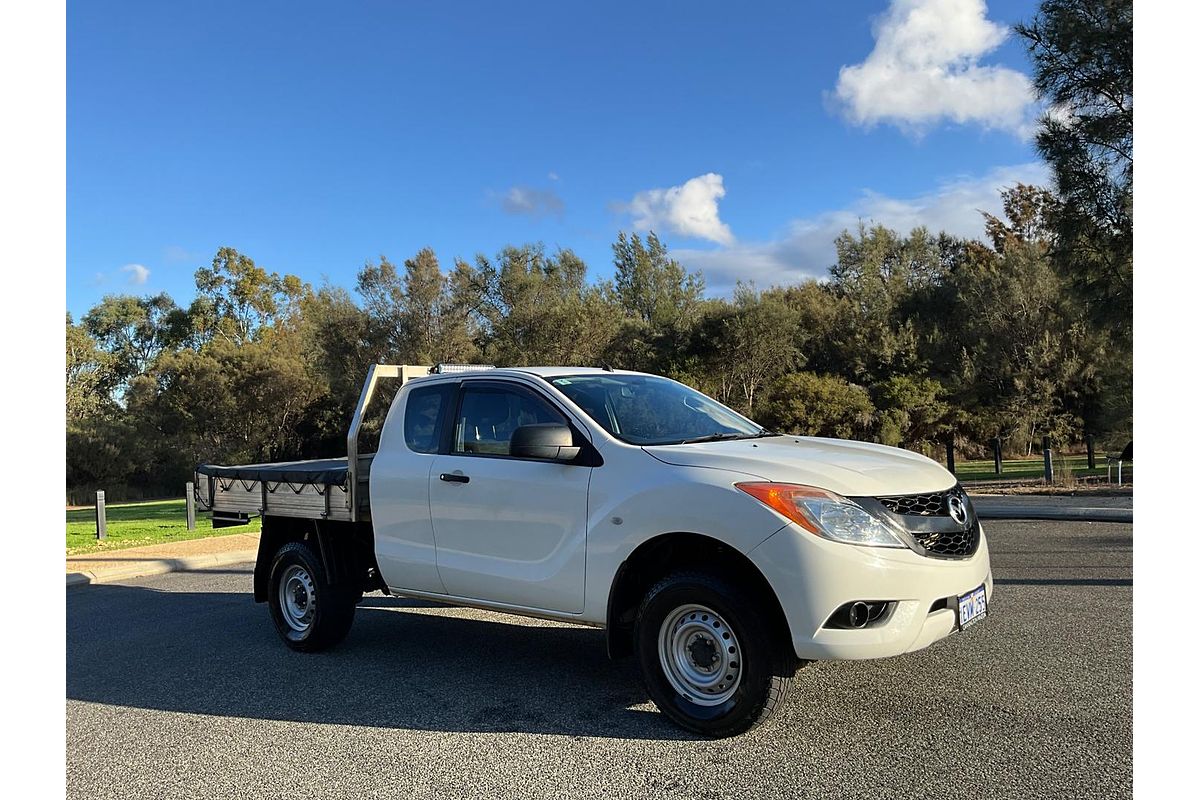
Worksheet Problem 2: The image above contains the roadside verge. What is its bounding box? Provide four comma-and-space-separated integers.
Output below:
66, 532, 260, 588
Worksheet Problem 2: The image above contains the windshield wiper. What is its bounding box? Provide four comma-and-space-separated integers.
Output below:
653, 429, 781, 446
674, 432, 756, 445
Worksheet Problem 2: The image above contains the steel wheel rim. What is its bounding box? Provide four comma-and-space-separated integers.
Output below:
658, 603, 743, 706
279, 564, 316, 633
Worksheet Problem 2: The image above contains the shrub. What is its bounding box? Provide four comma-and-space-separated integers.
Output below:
760, 373, 875, 440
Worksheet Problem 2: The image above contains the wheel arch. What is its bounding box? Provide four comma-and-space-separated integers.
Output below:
605, 531, 791, 661
253, 516, 382, 603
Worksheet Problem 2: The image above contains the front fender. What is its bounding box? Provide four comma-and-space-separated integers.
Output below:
580, 455, 788, 622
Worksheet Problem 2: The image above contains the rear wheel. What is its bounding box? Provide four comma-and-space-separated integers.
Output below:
267, 541, 356, 652
636, 570, 796, 737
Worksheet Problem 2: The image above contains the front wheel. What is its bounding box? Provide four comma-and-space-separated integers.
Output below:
267, 541, 356, 652
636, 570, 796, 737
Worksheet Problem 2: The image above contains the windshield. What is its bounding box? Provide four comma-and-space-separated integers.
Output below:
547, 374, 767, 446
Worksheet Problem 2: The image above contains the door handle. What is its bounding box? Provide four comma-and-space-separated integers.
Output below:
439, 473, 470, 484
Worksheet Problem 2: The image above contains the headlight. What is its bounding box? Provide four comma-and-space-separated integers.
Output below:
735, 482, 906, 548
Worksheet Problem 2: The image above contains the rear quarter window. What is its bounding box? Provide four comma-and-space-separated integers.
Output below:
404, 384, 453, 454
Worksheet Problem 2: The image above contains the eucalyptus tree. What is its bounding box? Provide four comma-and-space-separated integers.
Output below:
191, 247, 309, 346
82, 293, 189, 392
66, 313, 113, 421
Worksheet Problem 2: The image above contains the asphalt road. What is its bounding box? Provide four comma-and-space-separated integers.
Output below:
66, 520, 1132, 799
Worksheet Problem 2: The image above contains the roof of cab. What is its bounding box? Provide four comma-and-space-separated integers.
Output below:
508, 366, 647, 378
404, 366, 651, 385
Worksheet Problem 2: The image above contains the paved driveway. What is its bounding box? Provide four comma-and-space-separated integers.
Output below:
66, 520, 1132, 799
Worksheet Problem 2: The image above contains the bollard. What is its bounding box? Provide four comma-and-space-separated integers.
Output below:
1043, 447, 1054, 484
993, 438, 1003, 475
1086, 435, 1096, 470
945, 436, 956, 475
95, 490, 107, 540
186, 481, 196, 531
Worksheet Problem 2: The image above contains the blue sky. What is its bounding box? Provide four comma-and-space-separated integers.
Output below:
67, 0, 1044, 317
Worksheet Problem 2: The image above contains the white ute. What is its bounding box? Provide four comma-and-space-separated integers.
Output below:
196, 364, 992, 737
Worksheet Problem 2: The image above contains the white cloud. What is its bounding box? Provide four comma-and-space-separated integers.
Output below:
501, 185, 565, 217
121, 263, 150, 285
672, 162, 1049, 292
833, 0, 1035, 135
163, 245, 200, 263
624, 173, 735, 246
547, 171, 560, 182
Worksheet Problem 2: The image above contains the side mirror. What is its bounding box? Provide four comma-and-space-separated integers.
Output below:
511, 423, 580, 462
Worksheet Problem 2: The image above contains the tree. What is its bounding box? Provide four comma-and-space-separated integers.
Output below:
192, 247, 308, 345
948, 237, 1092, 453
1016, 0, 1132, 337
355, 254, 405, 354
827, 224, 945, 383
612, 231, 704, 330
66, 314, 113, 421
147, 336, 324, 466
693, 284, 801, 413
982, 183, 1061, 253
82, 293, 189, 391
871, 376, 953, 450
356, 250, 482, 365
66, 413, 143, 492
475, 244, 619, 366
939, 183, 1121, 451
299, 285, 387, 453
760, 373, 875, 440
607, 231, 706, 376
769, 280, 851, 379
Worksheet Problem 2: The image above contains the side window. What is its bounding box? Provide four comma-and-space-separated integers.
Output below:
404, 384, 452, 454
453, 386, 566, 457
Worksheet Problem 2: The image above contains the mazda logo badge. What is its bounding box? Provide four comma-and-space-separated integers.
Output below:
947, 494, 968, 525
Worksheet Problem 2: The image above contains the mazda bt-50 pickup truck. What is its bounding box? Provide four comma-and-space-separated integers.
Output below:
196, 364, 992, 737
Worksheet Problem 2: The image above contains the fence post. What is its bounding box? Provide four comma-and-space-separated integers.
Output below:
1086, 435, 1096, 470
186, 481, 196, 531
945, 435, 956, 475
1043, 444, 1054, 484
992, 438, 1003, 475
95, 490, 107, 540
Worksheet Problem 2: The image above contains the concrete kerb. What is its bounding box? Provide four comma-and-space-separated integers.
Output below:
66, 547, 259, 588
972, 504, 1133, 523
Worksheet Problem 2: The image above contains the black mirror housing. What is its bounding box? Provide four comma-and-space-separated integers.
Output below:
511, 423, 580, 462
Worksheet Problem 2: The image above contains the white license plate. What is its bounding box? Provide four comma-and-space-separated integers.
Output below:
957, 584, 987, 630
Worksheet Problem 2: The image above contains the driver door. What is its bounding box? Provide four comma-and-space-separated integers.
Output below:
428, 381, 591, 614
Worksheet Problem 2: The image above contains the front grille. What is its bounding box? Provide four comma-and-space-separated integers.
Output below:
872, 488, 980, 558
879, 492, 947, 516
909, 522, 978, 557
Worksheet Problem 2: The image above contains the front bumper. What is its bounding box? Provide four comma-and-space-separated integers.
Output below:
748, 522, 993, 660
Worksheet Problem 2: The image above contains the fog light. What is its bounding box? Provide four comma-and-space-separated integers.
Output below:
824, 600, 894, 629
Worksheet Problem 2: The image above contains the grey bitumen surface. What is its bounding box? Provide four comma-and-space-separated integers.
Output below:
66, 519, 1132, 799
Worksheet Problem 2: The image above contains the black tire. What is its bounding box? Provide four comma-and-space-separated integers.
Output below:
635, 570, 796, 737
267, 541, 357, 652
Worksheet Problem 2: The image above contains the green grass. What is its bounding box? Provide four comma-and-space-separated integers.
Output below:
955, 454, 1116, 482
66, 499, 262, 555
